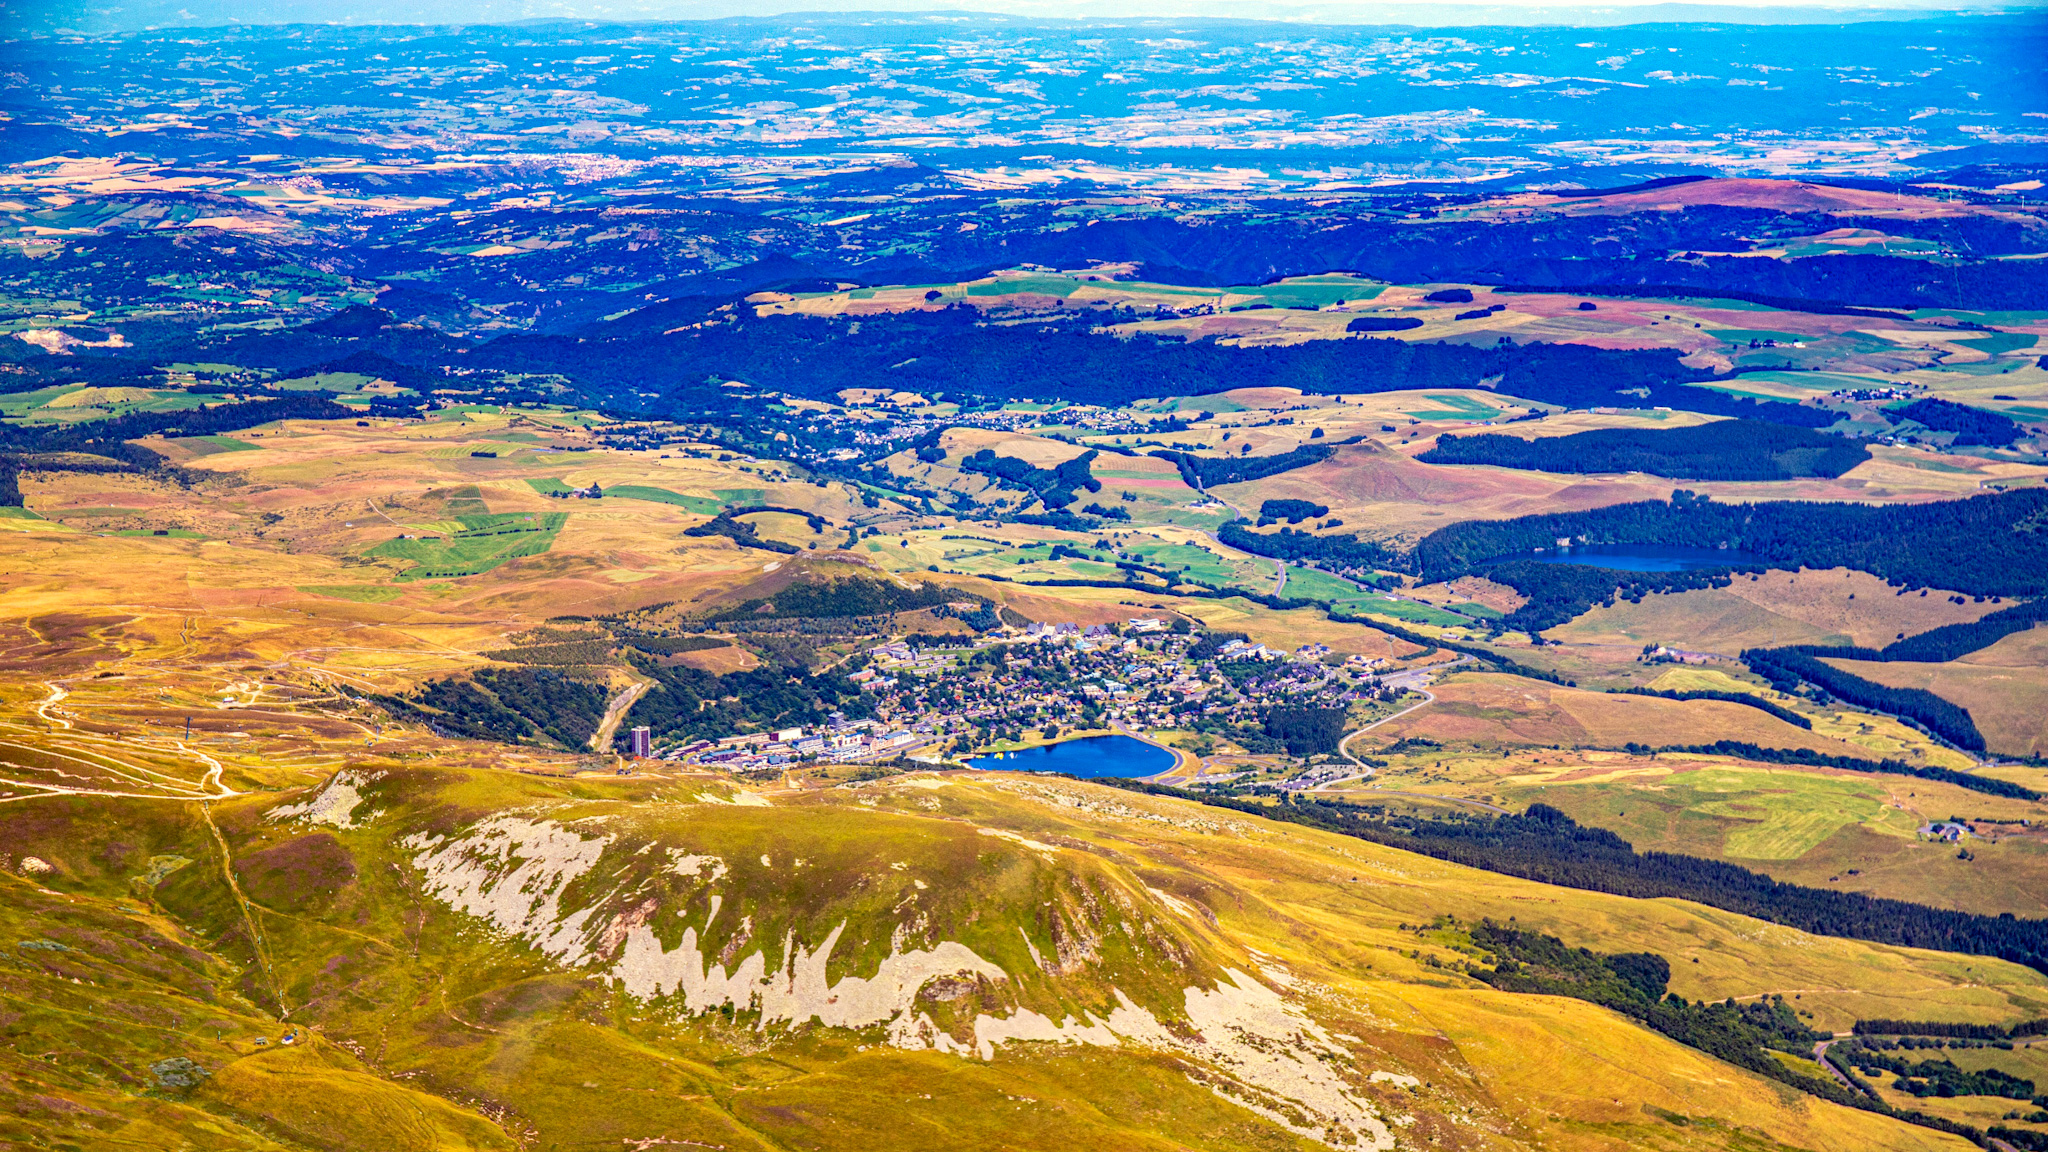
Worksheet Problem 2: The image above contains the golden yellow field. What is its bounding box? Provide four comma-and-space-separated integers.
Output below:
1826, 625, 2048, 757
1550, 568, 2006, 653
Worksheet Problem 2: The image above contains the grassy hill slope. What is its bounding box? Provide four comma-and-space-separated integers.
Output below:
4, 765, 2024, 1151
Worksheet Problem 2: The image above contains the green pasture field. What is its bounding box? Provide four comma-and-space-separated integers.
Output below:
437, 485, 490, 516
1406, 394, 1504, 421
1911, 308, 2048, 326
604, 485, 722, 513
368, 512, 566, 580
1783, 237, 1940, 258
1018, 558, 1123, 582
1247, 276, 1384, 308
1953, 331, 2041, 356
1498, 759, 2048, 917
274, 372, 380, 391
965, 275, 1084, 298
840, 281, 955, 299
1301, 578, 1475, 627
1, 386, 217, 424
1124, 541, 1259, 587
1685, 381, 1819, 402
1709, 328, 1812, 346
0, 507, 45, 520
525, 477, 573, 495
1093, 469, 1185, 481
1145, 395, 1248, 413
176, 434, 262, 455
1922, 360, 2048, 378
111, 528, 205, 539
299, 584, 406, 603
0, 385, 84, 418
1567, 764, 1904, 861
1713, 370, 1884, 398
1278, 564, 1381, 606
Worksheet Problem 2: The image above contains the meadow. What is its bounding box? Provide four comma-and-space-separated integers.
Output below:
5, 392, 2048, 1150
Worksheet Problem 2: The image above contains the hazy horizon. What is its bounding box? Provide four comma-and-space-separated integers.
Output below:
12, 0, 2047, 35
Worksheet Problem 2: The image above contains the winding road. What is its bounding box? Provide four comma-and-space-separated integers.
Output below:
0, 679, 244, 805
1302, 658, 1505, 813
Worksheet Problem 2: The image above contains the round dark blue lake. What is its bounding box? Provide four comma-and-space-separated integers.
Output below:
1503, 544, 1765, 573
966, 734, 1176, 778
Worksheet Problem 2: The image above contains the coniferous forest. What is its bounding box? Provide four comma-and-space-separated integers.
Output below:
1420, 419, 1872, 480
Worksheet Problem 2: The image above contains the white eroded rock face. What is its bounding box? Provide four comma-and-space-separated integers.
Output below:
267, 770, 382, 829
405, 815, 1394, 1150
403, 816, 612, 966
615, 921, 1005, 1029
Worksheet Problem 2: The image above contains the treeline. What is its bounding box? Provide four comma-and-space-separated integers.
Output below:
1415, 488, 2048, 600
1457, 920, 2000, 1142
0, 393, 361, 475
960, 447, 1100, 509
295, 349, 446, 392
1259, 499, 1328, 523
1644, 740, 2036, 800
724, 504, 829, 532
1420, 419, 1870, 481
1482, 558, 1742, 634
1855, 1018, 2048, 1040
1045, 205, 2048, 307
1322, 611, 1574, 686
2, 393, 358, 455
1888, 398, 2024, 447
682, 514, 800, 554
1469, 923, 1875, 1110
703, 577, 967, 624
481, 639, 616, 666
1879, 599, 2048, 664
378, 667, 609, 751
1834, 1038, 2036, 1100
1218, 522, 1395, 569
615, 634, 731, 656
1615, 687, 1811, 728
1151, 443, 1334, 488
616, 656, 873, 747
1741, 647, 1986, 751
1105, 790, 2048, 977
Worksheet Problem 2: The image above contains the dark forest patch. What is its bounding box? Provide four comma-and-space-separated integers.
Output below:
1422, 420, 1870, 481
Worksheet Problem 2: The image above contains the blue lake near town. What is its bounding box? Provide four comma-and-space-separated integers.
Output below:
1504, 544, 1766, 573
966, 734, 1176, 778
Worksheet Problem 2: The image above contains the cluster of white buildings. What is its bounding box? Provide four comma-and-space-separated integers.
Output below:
678, 716, 928, 771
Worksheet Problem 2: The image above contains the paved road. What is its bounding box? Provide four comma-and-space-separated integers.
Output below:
1332, 687, 1437, 780
588, 675, 652, 753
1810, 1040, 1871, 1099
1309, 660, 1515, 813
1290, 667, 1452, 792
1332, 657, 1469, 767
